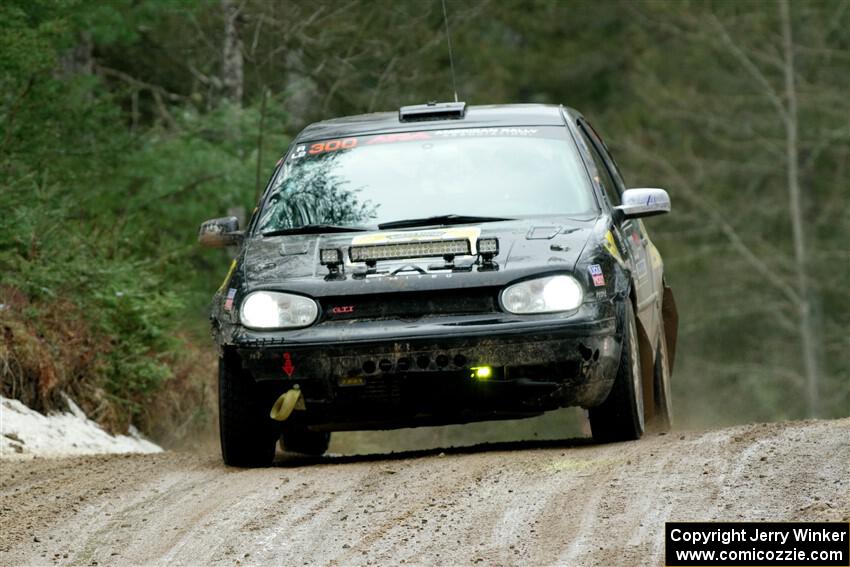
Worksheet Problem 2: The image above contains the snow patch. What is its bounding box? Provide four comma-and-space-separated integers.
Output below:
0, 395, 162, 459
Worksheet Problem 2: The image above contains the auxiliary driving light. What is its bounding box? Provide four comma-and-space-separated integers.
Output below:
471, 366, 493, 380
320, 248, 343, 265
477, 238, 499, 256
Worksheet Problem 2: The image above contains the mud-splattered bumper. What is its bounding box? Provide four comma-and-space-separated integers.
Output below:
231, 306, 621, 429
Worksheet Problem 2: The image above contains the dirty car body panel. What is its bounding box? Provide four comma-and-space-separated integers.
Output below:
205, 103, 676, 460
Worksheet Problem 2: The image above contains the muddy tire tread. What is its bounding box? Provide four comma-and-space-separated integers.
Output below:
219, 354, 277, 467
589, 300, 644, 443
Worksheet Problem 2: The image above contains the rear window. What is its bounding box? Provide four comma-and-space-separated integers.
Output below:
257, 126, 596, 232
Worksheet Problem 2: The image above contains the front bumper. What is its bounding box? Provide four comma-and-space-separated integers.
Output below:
229, 303, 622, 430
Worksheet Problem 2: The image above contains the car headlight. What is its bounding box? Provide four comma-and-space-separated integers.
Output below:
500, 275, 584, 314
239, 291, 319, 329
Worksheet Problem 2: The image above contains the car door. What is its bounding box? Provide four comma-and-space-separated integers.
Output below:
575, 118, 660, 344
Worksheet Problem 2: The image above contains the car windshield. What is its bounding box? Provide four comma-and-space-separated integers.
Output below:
256, 126, 596, 233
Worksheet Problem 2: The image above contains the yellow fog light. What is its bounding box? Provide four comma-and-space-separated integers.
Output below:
471, 366, 492, 380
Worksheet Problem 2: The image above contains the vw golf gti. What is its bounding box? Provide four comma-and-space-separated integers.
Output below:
199, 102, 678, 467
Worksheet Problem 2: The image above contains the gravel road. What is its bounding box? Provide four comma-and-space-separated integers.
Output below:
2, 418, 848, 566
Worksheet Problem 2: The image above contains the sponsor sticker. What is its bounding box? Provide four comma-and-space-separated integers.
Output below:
307, 138, 358, 155
290, 144, 308, 160
649, 245, 663, 268
223, 288, 237, 311
589, 264, 606, 287
636, 259, 648, 279
604, 230, 624, 263
432, 127, 539, 137
367, 132, 431, 144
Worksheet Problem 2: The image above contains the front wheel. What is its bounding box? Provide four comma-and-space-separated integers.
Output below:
589, 300, 645, 442
281, 428, 331, 456
651, 327, 673, 432
219, 354, 278, 467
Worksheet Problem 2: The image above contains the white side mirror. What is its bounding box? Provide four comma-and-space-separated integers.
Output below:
615, 188, 671, 219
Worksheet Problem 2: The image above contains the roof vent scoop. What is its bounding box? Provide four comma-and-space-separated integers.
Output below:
398, 101, 467, 122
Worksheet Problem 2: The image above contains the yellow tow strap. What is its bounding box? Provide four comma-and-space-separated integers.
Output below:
269, 387, 305, 421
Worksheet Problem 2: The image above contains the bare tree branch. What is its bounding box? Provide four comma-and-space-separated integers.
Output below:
779, 0, 820, 416
624, 140, 802, 309
707, 13, 789, 126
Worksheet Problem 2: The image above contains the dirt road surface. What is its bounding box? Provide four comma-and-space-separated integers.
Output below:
2, 418, 848, 566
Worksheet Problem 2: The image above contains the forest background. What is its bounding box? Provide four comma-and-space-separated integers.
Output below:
2, 0, 847, 449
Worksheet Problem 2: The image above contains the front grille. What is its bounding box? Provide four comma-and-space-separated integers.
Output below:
321, 288, 499, 321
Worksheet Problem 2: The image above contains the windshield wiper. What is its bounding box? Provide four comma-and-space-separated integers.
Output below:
378, 214, 513, 230
262, 224, 369, 237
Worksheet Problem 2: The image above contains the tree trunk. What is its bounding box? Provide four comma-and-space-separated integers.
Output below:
221, 0, 244, 106
59, 31, 93, 78
780, 0, 819, 417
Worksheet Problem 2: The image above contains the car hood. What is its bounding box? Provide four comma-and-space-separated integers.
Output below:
240, 217, 598, 298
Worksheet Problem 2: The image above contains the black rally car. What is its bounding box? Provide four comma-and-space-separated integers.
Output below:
200, 102, 678, 467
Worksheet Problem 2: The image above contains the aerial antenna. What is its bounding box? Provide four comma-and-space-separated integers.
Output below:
441, 0, 459, 102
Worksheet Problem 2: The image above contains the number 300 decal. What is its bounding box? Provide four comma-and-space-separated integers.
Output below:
308, 138, 358, 154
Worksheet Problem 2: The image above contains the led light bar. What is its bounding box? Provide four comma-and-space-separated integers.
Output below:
349, 239, 471, 262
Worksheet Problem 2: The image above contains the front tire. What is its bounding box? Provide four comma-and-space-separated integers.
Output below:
281, 428, 331, 456
219, 353, 278, 467
589, 300, 645, 442
651, 328, 673, 432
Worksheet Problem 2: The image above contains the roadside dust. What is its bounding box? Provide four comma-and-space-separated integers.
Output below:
1, 418, 848, 566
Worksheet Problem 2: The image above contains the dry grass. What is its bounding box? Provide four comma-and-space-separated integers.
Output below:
142, 336, 218, 449
0, 285, 218, 447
